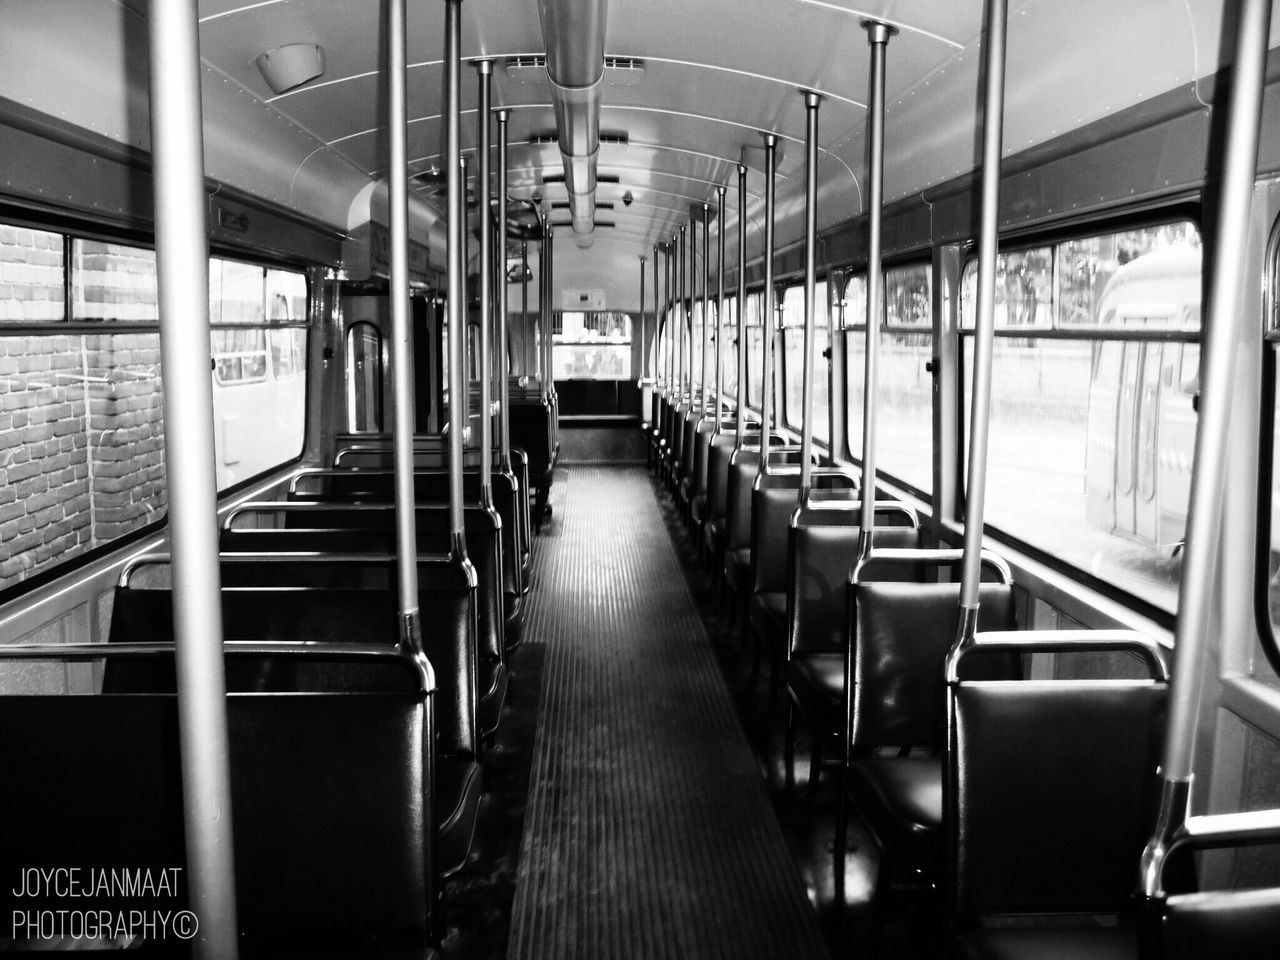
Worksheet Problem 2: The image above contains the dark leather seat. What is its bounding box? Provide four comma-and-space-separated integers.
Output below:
849, 753, 941, 842
437, 756, 484, 877
509, 397, 556, 530
948, 632, 1167, 959
223, 504, 509, 736
784, 515, 921, 761
117, 552, 485, 880
1163, 888, 1280, 960
786, 651, 843, 732
700, 432, 739, 569
953, 924, 1139, 960
9, 648, 439, 950
843, 577, 1017, 872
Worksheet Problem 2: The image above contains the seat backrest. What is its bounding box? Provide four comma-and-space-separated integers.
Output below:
691, 418, 716, 497
788, 522, 922, 656
852, 581, 1016, 748
126, 554, 478, 758
724, 447, 805, 548
223, 508, 505, 665
0, 677, 433, 946
750, 480, 803, 594
679, 406, 699, 478
705, 432, 737, 522
1163, 887, 1280, 960
951, 678, 1165, 918
509, 398, 553, 480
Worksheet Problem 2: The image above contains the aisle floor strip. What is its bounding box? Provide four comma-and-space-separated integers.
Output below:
507, 465, 828, 960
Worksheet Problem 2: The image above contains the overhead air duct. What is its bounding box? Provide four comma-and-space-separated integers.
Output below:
536, 0, 607, 248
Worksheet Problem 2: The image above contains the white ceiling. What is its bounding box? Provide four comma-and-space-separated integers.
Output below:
0, 0, 1276, 301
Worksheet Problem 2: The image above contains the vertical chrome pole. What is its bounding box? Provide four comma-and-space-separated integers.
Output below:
665, 241, 674, 392
653, 243, 661, 390
639, 255, 647, 379
679, 224, 687, 396
545, 224, 555, 396
1141, 0, 1274, 897
799, 91, 822, 497
521, 240, 530, 374
539, 219, 548, 397
390, 0, 424, 629
693, 215, 700, 400
701, 201, 711, 420
858, 21, 895, 553
715, 184, 726, 434
956, 0, 1006, 631
758, 133, 779, 471
444, 0, 466, 548
687, 218, 695, 399
735, 162, 748, 446
146, 4, 239, 955
476, 61, 494, 503
496, 109, 512, 470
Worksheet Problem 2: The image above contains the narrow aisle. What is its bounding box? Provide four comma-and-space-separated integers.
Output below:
507, 466, 828, 960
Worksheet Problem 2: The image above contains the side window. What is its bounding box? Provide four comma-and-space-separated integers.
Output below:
960, 221, 1202, 613
878, 263, 933, 493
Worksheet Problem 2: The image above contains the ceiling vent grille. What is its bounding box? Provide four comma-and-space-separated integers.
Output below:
504, 55, 548, 84
603, 57, 645, 85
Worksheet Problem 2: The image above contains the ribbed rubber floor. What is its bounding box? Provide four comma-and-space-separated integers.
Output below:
507, 465, 829, 960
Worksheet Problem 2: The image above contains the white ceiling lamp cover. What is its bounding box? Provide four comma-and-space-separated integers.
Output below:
255, 43, 325, 95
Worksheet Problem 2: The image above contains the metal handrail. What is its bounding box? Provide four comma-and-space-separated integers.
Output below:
853, 547, 1013, 587
945, 628, 1170, 683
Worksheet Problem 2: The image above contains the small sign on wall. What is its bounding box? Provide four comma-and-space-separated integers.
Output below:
561, 288, 606, 311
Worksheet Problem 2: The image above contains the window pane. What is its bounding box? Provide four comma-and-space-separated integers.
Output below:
845, 328, 865, 458
0, 333, 165, 589
265, 268, 308, 322
0, 224, 64, 322
885, 264, 931, 328
209, 259, 264, 324
960, 224, 1202, 330
842, 275, 868, 458
781, 281, 830, 439
960, 225, 1202, 613
744, 294, 764, 409
878, 265, 933, 494
721, 297, 739, 404
72, 240, 157, 322
553, 310, 632, 380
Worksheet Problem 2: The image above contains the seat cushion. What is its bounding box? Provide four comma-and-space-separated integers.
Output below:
954, 921, 1138, 960
704, 518, 725, 560
691, 493, 708, 525
787, 652, 844, 732
849, 753, 942, 850
437, 758, 483, 877
503, 590, 525, 651
724, 548, 751, 595
748, 591, 788, 653
478, 660, 508, 737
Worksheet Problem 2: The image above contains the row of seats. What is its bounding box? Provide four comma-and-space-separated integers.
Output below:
641, 383, 1280, 959
1, 428, 553, 956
